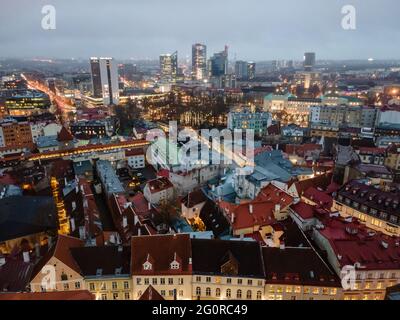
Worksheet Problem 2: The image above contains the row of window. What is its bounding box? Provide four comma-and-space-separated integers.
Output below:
195, 276, 263, 287
136, 278, 184, 286
100, 292, 131, 300
89, 281, 130, 291
195, 287, 262, 300
136, 289, 184, 298
337, 197, 399, 225
356, 272, 399, 280
268, 286, 337, 295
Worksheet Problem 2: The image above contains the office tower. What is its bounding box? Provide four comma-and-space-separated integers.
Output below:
235, 61, 248, 79
192, 43, 207, 81
209, 46, 228, 77
90, 57, 119, 105
235, 61, 256, 80
247, 62, 256, 80
304, 52, 316, 71
160, 51, 178, 81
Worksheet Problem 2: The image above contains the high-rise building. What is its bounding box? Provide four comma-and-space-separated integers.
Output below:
235, 61, 248, 79
192, 44, 207, 81
90, 57, 119, 105
235, 61, 256, 80
247, 62, 256, 80
160, 51, 178, 82
209, 46, 228, 77
304, 52, 316, 71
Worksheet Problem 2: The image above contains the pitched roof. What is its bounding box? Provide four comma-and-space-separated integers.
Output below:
31, 235, 84, 279
191, 239, 265, 278
146, 177, 174, 194
291, 171, 333, 196
0, 255, 34, 292
139, 285, 165, 300
262, 247, 340, 287
290, 201, 316, 220
317, 217, 400, 270
336, 180, 400, 217
181, 189, 207, 208
57, 126, 74, 142
220, 184, 294, 232
0, 196, 57, 242
303, 187, 333, 209
70, 246, 131, 276
131, 234, 192, 275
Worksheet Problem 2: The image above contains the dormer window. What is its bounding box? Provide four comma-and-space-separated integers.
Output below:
143, 253, 154, 271
170, 252, 181, 270
143, 261, 152, 271
170, 261, 180, 270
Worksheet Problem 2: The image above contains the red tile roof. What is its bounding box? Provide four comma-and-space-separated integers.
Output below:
131, 234, 192, 275
290, 171, 333, 196
317, 217, 400, 270
303, 187, 333, 209
146, 177, 174, 194
31, 235, 84, 279
57, 126, 74, 142
290, 201, 316, 220
285, 144, 322, 157
157, 169, 170, 178
125, 149, 145, 157
220, 184, 294, 232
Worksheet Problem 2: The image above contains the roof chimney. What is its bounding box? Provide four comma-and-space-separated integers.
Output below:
249, 204, 253, 214
138, 228, 141, 236
344, 216, 353, 223
70, 218, 76, 232
79, 226, 86, 240
23, 251, 30, 263
122, 216, 128, 228
231, 213, 235, 223
134, 214, 139, 225
0, 255, 5, 267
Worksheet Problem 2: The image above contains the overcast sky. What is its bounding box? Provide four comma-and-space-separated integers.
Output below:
1, 0, 399, 61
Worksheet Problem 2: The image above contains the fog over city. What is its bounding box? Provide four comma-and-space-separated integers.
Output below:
1, 0, 399, 60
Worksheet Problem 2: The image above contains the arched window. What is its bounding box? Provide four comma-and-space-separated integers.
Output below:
216, 288, 221, 297
247, 290, 252, 299
237, 289, 242, 299
226, 289, 231, 298
257, 291, 262, 300
196, 287, 201, 297
206, 287, 211, 296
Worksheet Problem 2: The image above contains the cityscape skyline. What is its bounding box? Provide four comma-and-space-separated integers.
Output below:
1, 0, 400, 60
